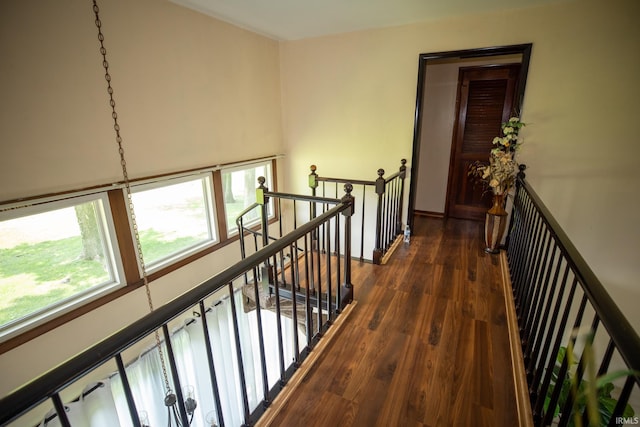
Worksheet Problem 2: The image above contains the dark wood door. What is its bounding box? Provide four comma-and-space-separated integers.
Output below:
446, 64, 520, 221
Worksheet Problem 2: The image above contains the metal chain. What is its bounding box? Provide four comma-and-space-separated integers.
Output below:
92, 0, 172, 394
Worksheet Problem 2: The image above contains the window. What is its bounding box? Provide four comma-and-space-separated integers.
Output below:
0, 194, 123, 339
222, 162, 274, 234
130, 174, 218, 271
0, 157, 278, 344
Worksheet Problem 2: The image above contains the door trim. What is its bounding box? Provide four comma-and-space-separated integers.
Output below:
407, 43, 532, 230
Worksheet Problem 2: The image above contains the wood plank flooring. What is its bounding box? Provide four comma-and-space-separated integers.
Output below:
263, 216, 518, 427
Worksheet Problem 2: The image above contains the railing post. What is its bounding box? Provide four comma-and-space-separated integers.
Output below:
505, 164, 526, 250
309, 165, 319, 250
308, 164, 318, 198
257, 176, 274, 286
397, 159, 407, 235
256, 176, 270, 248
372, 168, 385, 264
341, 183, 354, 307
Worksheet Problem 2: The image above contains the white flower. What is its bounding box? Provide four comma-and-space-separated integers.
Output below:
509, 117, 519, 123
489, 179, 499, 188
503, 126, 514, 135
492, 136, 502, 145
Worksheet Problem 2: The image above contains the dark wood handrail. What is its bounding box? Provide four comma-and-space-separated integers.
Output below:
315, 176, 376, 186
514, 177, 640, 375
0, 201, 352, 426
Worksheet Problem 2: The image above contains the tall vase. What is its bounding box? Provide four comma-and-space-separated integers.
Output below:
485, 192, 508, 254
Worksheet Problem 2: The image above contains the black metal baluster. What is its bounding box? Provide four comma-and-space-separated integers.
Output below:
115, 354, 142, 427
557, 316, 600, 427
523, 232, 554, 359
272, 253, 286, 384
530, 267, 574, 421
228, 283, 251, 425
541, 292, 588, 426
51, 393, 71, 427
325, 216, 333, 323
252, 265, 270, 405
520, 213, 545, 332
303, 234, 313, 345
316, 225, 323, 336
510, 191, 530, 301
198, 301, 225, 427
335, 215, 342, 312
527, 247, 563, 384
607, 376, 636, 426
289, 242, 300, 365
360, 185, 366, 262
516, 192, 537, 299
162, 324, 190, 427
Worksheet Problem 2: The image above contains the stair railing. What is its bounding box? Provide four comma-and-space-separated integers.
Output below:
0, 187, 354, 427
308, 159, 407, 264
506, 166, 640, 426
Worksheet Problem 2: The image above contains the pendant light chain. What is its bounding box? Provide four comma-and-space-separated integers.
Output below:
92, 1, 172, 394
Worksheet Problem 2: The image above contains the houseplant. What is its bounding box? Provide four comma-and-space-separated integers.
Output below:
468, 117, 525, 253
544, 340, 636, 426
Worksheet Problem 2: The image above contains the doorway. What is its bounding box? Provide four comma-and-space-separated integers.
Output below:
407, 44, 532, 228
446, 64, 521, 221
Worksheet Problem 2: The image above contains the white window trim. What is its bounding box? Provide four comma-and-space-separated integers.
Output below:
222, 160, 275, 236
0, 192, 126, 342
128, 173, 220, 274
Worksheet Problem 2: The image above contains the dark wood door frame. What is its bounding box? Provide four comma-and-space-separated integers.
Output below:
407, 43, 532, 230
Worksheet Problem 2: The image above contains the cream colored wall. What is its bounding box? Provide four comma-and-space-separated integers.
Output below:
0, 0, 284, 399
280, 0, 640, 332
0, 0, 283, 202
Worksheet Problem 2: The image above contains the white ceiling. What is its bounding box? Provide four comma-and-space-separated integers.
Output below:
170, 0, 569, 40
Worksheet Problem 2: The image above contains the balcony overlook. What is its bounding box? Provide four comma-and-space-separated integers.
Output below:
261, 215, 520, 426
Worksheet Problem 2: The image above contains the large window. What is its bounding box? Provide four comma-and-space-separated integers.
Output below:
0, 195, 124, 339
130, 174, 218, 271
222, 162, 274, 234
0, 157, 278, 346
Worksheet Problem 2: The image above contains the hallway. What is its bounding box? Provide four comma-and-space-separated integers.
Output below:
263, 216, 519, 426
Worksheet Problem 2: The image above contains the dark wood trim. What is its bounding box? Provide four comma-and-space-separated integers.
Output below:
0, 154, 282, 207
414, 210, 444, 218
212, 170, 229, 242
407, 44, 533, 227
108, 190, 140, 285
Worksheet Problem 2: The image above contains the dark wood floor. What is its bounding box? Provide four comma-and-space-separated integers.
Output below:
263, 216, 518, 427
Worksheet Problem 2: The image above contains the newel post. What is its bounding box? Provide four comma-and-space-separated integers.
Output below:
308, 165, 318, 198
256, 176, 270, 248
309, 165, 319, 248
341, 183, 354, 306
397, 159, 407, 235
372, 168, 386, 265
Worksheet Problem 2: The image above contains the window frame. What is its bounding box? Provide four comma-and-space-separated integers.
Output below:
0, 156, 279, 352
221, 160, 275, 237
0, 192, 126, 341
128, 173, 220, 274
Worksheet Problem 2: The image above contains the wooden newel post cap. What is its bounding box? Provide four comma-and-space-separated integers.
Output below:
517, 164, 527, 179
257, 176, 268, 204
341, 183, 355, 216
309, 165, 318, 189
377, 168, 385, 178
399, 159, 407, 177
